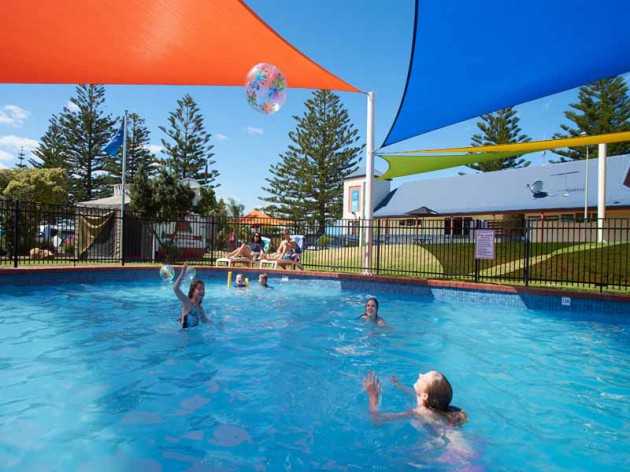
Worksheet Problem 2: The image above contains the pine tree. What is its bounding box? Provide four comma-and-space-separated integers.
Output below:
261, 90, 362, 232
467, 107, 531, 172
104, 112, 158, 185
15, 147, 27, 169
29, 115, 67, 169
58, 84, 116, 202
128, 164, 195, 262
551, 76, 630, 161
159, 94, 218, 186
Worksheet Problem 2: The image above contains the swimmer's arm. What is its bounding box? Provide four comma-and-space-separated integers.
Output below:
391, 375, 415, 398
370, 410, 415, 422
173, 263, 192, 307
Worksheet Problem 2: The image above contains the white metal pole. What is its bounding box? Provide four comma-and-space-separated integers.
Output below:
583, 146, 589, 221
597, 143, 607, 243
364, 92, 375, 274
120, 111, 128, 264
583, 145, 589, 241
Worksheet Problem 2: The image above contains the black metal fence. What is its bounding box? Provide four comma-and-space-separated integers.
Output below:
1, 198, 628, 291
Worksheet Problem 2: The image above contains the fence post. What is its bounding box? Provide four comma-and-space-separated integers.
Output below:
375, 219, 381, 275
524, 222, 530, 286
13, 200, 19, 268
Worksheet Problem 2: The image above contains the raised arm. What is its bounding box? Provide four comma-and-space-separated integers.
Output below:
363, 371, 414, 422
391, 375, 415, 398
173, 263, 192, 308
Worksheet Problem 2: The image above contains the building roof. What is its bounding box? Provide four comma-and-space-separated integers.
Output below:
374, 154, 630, 217
345, 167, 384, 180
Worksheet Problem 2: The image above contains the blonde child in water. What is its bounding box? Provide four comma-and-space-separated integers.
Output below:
363, 370, 467, 426
364, 370, 475, 468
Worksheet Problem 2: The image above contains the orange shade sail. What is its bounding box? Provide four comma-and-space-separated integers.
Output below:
0, 0, 359, 92
238, 209, 291, 227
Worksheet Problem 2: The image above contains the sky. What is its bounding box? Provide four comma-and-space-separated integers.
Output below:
0, 0, 625, 211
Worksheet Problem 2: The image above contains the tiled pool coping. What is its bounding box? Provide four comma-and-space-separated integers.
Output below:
1, 265, 628, 315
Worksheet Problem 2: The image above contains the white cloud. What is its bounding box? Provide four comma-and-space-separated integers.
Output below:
65, 101, 80, 113
145, 144, 164, 154
0, 162, 7, 169
215, 133, 228, 141
0, 149, 14, 162
0, 135, 39, 151
245, 126, 264, 136
0, 105, 30, 127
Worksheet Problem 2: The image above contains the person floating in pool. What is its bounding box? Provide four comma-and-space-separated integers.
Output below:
234, 273, 248, 288
363, 370, 467, 426
358, 297, 386, 326
174, 262, 209, 329
258, 273, 273, 289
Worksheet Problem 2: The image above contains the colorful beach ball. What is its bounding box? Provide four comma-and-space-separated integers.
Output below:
186, 266, 197, 281
159, 264, 174, 282
245, 63, 287, 115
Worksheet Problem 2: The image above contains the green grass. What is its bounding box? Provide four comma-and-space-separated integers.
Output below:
2, 242, 628, 293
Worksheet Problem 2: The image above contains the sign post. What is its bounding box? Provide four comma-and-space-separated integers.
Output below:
474, 229, 495, 282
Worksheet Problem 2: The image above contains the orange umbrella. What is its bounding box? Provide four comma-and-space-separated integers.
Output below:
0, 0, 358, 92
238, 209, 291, 227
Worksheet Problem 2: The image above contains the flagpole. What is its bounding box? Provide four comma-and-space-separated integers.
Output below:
120, 111, 128, 265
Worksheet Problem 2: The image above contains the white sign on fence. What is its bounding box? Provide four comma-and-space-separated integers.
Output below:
475, 229, 495, 260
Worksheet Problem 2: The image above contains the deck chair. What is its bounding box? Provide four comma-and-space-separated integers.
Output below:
259, 234, 304, 270
215, 256, 254, 267
215, 236, 271, 267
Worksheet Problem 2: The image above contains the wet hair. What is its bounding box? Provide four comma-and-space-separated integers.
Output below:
188, 280, 205, 303
365, 297, 379, 314
423, 372, 453, 412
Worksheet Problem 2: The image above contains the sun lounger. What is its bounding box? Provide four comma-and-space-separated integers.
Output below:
215, 256, 254, 267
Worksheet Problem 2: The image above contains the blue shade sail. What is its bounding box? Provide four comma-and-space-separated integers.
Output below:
383, 0, 630, 147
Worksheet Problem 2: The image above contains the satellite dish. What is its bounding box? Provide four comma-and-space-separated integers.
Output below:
526, 181, 548, 198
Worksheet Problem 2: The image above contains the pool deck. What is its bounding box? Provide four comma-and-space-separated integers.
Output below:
1, 264, 628, 304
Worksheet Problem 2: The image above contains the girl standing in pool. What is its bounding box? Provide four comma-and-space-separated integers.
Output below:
174, 263, 208, 329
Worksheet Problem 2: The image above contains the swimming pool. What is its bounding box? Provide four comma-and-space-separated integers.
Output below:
1, 272, 628, 470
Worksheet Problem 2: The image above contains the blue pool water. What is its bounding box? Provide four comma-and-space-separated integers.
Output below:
0, 275, 628, 471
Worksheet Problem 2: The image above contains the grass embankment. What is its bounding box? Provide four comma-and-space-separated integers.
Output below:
3, 243, 628, 293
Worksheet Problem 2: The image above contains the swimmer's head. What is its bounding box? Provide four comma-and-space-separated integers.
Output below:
259, 273, 268, 285
235, 274, 245, 285
414, 371, 453, 412
365, 297, 379, 318
188, 280, 205, 303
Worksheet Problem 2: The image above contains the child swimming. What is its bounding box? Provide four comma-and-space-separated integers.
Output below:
363, 370, 467, 426
358, 297, 386, 326
258, 273, 272, 288
173, 263, 209, 329
234, 273, 248, 288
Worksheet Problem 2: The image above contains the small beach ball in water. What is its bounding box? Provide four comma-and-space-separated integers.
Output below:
245, 63, 287, 115
159, 264, 174, 282
186, 266, 197, 281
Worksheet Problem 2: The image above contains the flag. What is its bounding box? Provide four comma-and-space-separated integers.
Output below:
103, 122, 124, 156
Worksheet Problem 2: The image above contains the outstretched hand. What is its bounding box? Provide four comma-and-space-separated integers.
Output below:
363, 370, 381, 411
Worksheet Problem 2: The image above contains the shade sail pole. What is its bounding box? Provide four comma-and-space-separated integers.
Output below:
364, 92, 375, 274
597, 143, 607, 243
120, 110, 128, 265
